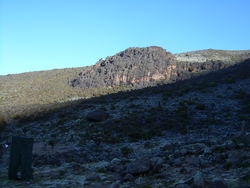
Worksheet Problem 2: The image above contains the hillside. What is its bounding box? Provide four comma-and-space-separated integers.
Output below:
1, 47, 250, 187
71, 47, 250, 89
1, 46, 249, 124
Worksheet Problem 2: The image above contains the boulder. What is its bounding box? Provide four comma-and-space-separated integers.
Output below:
109, 180, 121, 188
124, 174, 134, 181
185, 143, 206, 154
160, 141, 175, 152
150, 157, 165, 173
85, 172, 101, 181
126, 156, 151, 175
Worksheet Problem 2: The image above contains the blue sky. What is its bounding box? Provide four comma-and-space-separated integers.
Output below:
0, 0, 249, 75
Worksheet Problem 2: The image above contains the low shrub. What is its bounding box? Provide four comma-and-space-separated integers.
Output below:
120, 145, 133, 156
196, 103, 206, 110
0, 116, 7, 131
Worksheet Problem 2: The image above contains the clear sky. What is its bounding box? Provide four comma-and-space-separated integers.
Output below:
0, 0, 249, 75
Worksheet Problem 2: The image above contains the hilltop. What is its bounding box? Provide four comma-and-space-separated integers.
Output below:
1, 46, 250, 187
71, 47, 250, 89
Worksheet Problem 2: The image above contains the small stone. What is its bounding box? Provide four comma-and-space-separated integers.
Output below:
208, 177, 229, 188
203, 147, 213, 154
226, 153, 240, 167
180, 166, 189, 174
198, 155, 211, 168
223, 140, 236, 150
109, 180, 121, 188
186, 143, 205, 154
126, 156, 151, 175
175, 184, 191, 188
193, 171, 204, 188
160, 164, 174, 173
190, 156, 200, 167
135, 176, 147, 186
170, 158, 183, 167
85, 172, 100, 181
150, 157, 165, 173
244, 134, 250, 147
144, 141, 152, 148
181, 149, 188, 156
160, 142, 175, 151
111, 158, 121, 165
124, 174, 134, 181
173, 150, 182, 158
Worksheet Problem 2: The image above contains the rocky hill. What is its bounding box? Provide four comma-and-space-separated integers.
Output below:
71, 46, 250, 89
1, 47, 250, 187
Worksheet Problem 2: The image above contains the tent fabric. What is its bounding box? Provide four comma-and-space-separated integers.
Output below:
8, 136, 34, 181
0, 144, 3, 159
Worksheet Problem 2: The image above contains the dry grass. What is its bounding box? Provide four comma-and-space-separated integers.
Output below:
1, 49, 250, 125
0, 67, 127, 123
175, 49, 250, 63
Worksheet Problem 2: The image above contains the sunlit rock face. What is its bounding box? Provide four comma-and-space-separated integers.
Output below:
71, 46, 246, 89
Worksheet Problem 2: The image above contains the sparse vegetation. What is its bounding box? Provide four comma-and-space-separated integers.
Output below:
0, 116, 7, 131
241, 172, 250, 181
48, 140, 56, 153
0, 48, 250, 187
213, 146, 226, 153
196, 103, 206, 110
120, 145, 133, 156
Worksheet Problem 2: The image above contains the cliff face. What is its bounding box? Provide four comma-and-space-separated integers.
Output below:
71, 46, 234, 89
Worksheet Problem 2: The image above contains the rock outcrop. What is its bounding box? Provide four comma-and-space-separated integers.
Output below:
71, 46, 230, 89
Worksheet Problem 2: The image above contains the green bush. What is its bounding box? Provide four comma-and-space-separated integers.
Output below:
0, 116, 7, 131
196, 103, 206, 110
241, 172, 250, 180
120, 145, 133, 156
213, 146, 226, 153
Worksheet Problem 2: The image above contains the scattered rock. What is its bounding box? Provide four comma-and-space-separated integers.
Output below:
185, 143, 206, 154
126, 156, 151, 175
124, 173, 134, 181
160, 141, 175, 152
144, 141, 153, 148
193, 171, 204, 188
85, 172, 101, 181
226, 153, 240, 168
150, 157, 165, 173
244, 133, 250, 147
175, 184, 191, 188
109, 180, 121, 188
170, 158, 183, 167
203, 147, 213, 154
208, 177, 229, 188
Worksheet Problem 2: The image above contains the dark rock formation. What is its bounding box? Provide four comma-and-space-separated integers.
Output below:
71, 46, 228, 89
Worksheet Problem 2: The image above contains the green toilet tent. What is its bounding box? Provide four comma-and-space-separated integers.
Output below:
8, 136, 34, 182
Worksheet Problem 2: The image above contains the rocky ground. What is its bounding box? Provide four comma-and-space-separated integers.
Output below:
1, 125, 250, 188
1, 73, 250, 187
1, 51, 250, 187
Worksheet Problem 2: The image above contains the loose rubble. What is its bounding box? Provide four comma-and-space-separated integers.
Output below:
1, 125, 250, 187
